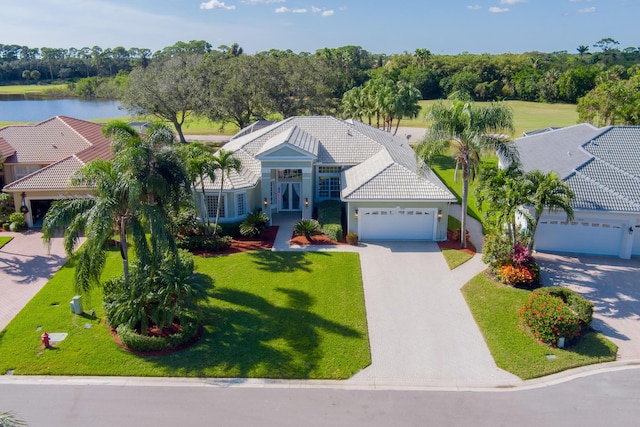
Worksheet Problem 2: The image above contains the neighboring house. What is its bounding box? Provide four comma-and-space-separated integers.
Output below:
198, 116, 456, 241
0, 116, 112, 227
513, 123, 640, 259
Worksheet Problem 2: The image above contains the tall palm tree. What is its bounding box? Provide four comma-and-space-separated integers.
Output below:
211, 149, 241, 235
178, 142, 219, 234
417, 100, 517, 249
42, 159, 143, 290
524, 170, 575, 250
42, 122, 189, 292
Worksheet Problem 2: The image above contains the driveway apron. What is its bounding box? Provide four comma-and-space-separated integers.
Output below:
537, 253, 640, 360
0, 231, 71, 331
348, 241, 520, 386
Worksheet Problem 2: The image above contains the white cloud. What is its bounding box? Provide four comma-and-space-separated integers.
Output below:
501, 0, 524, 4
310, 6, 335, 16
275, 6, 307, 13
241, 0, 284, 3
200, 0, 235, 10
578, 6, 596, 13
467, 5, 482, 10
489, 6, 509, 13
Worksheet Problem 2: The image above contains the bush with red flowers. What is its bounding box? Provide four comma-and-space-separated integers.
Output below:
520, 292, 581, 347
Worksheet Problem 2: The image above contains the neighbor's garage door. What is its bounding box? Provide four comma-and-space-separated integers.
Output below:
535, 219, 625, 256
358, 208, 436, 241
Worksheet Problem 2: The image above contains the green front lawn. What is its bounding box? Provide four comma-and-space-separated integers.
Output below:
462, 273, 617, 379
0, 236, 13, 249
0, 250, 370, 379
429, 154, 497, 223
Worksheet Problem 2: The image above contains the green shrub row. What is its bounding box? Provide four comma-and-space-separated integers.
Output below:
318, 200, 343, 242
116, 316, 199, 353
176, 235, 232, 251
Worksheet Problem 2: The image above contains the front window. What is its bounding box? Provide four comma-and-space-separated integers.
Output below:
236, 193, 247, 216
278, 169, 302, 179
317, 165, 341, 200
205, 194, 225, 218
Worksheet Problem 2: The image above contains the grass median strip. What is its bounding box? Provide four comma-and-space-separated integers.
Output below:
462, 272, 617, 379
0, 250, 370, 379
0, 236, 13, 249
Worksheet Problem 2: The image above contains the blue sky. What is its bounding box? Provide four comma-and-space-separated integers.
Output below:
1, 0, 638, 55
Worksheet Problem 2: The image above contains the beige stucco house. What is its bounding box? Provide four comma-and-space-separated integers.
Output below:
0, 116, 112, 227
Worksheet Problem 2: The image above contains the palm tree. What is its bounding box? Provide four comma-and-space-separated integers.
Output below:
417, 100, 517, 249
178, 142, 219, 235
577, 45, 590, 57
524, 170, 575, 250
42, 123, 189, 292
475, 164, 529, 246
211, 149, 241, 235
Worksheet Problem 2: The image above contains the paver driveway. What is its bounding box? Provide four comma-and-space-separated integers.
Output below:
536, 253, 640, 360
0, 231, 71, 331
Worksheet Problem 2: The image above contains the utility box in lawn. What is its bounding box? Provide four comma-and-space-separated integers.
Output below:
70, 295, 83, 315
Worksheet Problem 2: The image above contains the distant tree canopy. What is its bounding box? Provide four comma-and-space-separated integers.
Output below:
2, 37, 639, 129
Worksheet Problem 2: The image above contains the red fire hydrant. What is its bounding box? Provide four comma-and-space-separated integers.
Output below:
41, 332, 50, 348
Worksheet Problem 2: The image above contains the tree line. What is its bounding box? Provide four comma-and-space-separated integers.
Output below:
2, 38, 639, 129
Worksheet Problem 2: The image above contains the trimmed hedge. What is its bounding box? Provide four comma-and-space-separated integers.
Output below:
318, 200, 343, 242
176, 235, 232, 251
116, 315, 199, 353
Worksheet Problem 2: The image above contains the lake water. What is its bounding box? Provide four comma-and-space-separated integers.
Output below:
0, 95, 131, 122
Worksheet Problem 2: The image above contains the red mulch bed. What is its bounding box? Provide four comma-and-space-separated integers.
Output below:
289, 232, 346, 246
192, 226, 279, 256
437, 231, 477, 256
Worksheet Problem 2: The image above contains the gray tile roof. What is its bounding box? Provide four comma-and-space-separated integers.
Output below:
218, 116, 455, 202
257, 126, 319, 158
514, 123, 601, 179
515, 124, 640, 213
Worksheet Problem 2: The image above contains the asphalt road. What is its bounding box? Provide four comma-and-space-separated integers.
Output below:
2, 368, 639, 427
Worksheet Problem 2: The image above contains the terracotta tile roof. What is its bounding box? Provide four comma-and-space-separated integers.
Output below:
0, 135, 16, 159
0, 116, 112, 164
3, 156, 87, 192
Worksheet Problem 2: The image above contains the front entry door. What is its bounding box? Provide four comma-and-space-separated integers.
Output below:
279, 182, 301, 211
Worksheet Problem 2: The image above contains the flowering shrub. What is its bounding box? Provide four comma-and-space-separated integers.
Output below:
498, 264, 535, 286
520, 292, 581, 347
510, 243, 535, 267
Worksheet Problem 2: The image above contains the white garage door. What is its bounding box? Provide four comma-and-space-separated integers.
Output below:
358, 208, 436, 241
535, 219, 625, 256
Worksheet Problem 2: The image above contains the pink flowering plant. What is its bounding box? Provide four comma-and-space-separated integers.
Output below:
495, 243, 540, 287
520, 292, 581, 347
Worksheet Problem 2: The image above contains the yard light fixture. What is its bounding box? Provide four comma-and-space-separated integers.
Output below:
305, 198, 309, 208
437, 210, 443, 222
630, 227, 634, 235
263, 197, 269, 207
354, 209, 358, 218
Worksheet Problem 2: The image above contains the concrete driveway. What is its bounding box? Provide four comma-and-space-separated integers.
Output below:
348, 241, 520, 387
0, 230, 71, 331
536, 253, 640, 360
